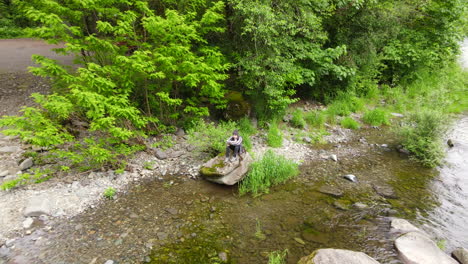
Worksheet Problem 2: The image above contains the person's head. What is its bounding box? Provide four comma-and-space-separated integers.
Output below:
232, 129, 239, 139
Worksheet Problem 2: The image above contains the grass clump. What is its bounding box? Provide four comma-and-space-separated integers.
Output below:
362, 108, 390, 126
266, 122, 283, 147
238, 117, 257, 151
340, 117, 361, 129
239, 150, 299, 196
268, 249, 288, 264
398, 109, 449, 167
290, 109, 306, 128
187, 120, 237, 156
103, 187, 117, 199
304, 110, 325, 128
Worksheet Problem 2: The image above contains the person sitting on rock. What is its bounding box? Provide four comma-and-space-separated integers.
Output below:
225, 130, 243, 162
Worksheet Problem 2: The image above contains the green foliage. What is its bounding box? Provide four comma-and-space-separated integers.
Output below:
103, 187, 117, 199
268, 249, 288, 264
230, 0, 352, 119
0, 168, 52, 191
290, 109, 306, 129
151, 135, 175, 150
340, 117, 361, 130
398, 109, 449, 167
363, 108, 390, 126
187, 120, 237, 156
304, 110, 326, 128
238, 117, 256, 152
239, 150, 299, 196
325, 93, 365, 117
266, 122, 282, 148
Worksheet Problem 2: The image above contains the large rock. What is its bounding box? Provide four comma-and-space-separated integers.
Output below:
23, 196, 52, 217
373, 184, 398, 199
298, 248, 381, 264
0, 146, 20, 153
200, 152, 253, 185
19, 157, 34, 171
395, 232, 458, 264
452, 248, 468, 264
390, 218, 424, 234
154, 149, 168, 160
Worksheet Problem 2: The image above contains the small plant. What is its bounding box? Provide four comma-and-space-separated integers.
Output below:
103, 187, 117, 199
143, 161, 155, 170
0, 168, 52, 190
398, 109, 448, 167
239, 150, 299, 196
151, 134, 175, 150
340, 117, 361, 129
290, 109, 306, 129
304, 110, 325, 128
255, 218, 266, 240
266, 122, 283, 148
362, 108, 390, 126
268, 249, 288, 264
436, 239, 447, 250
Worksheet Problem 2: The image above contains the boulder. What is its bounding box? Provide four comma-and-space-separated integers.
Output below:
0, 146, 20, 153
390, 218, 424, 234
452, 248, 468, 264
19, 157, 34, 171
200, 152, 253, 185
373, 184, 398, 199
318, 186, 343, 198
154, 149, 168, 160
23, 196, 52, 217
298, 248, 381, 264
395, 232, 458, 264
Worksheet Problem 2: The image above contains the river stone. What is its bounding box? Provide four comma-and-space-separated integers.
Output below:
303, 137, 312, 143
218, 252, 228, 262
395, 231, 458, 264
175, 128, 185, 137
104, 260, 114, 264
373, 184, 398, 199
168, 150, 184, 158
390, 218, 422, 234
0, 170, 8, 177
447, 139, 454, 148
0, 146, 20, 153
352, 202, 368, 210
22, 217, 34, 229
318, 186, 343, 198
154, 149, 168, 160
157, 232, 168, 240
343, 174, 357, 182
200, 152, 253, 185
452, 248, 468, 264
23, 196, 52, 217
333, 201, 350, 210
391, 113, 404, 118
19, 157, 34, 170
329, 154, 338, 162
298, 248, 381, 264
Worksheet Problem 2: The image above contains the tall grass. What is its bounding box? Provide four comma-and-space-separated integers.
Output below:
239, 150, 299, 196
266, 122, 283, 147
268, 249, 288, 264
304, 110, 325, 128
238, 117, 257, 151
290, 109, 306, 128
362, 108, 390, 126
340, 117, 361, 129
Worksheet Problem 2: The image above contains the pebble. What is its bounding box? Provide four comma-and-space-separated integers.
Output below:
329, 154, 338, 162
22, 217, 34, 229
104, 260, 114, 264
5, 239, 15, 248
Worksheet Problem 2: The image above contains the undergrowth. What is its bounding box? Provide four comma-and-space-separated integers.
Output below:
340, 117, 361, 129
266, 122, 283, 147
239, 150, 299, 196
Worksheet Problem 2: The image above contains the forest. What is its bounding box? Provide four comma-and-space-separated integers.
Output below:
0, 0, 467, 170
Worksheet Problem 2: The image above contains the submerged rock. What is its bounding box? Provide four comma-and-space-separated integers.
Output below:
452, 248, 468, 264
318, 186, 343, 198
395, 231, 458, 264
373, 184, 397, 199
390, 218, 424, 235
200, 152, 253, 185
298, 248, 381, 264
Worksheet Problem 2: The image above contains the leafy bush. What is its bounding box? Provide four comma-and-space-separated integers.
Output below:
187, 120, 237, 156
340, 117, 361, 129
398, 109, 449, 167
266, 122, 283, 148
290, 109, 306, 128
239, 150, 299, 196
362, 108, 390, 126
268, 249, 288, 264
304, 110, 325, 128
